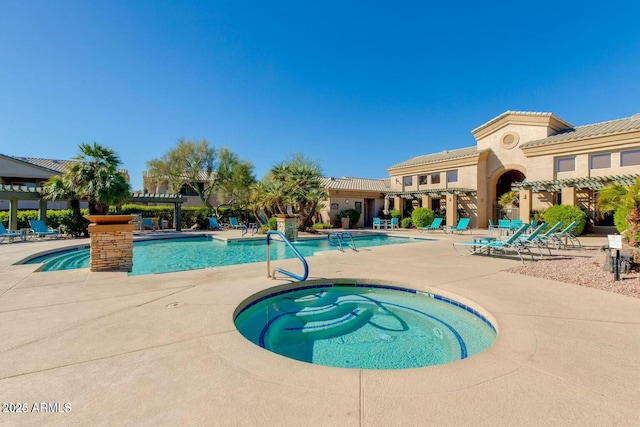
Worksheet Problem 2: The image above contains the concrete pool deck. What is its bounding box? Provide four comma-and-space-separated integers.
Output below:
0, 231, 638, 426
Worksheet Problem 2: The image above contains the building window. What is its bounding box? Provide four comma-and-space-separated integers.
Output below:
330, 203, 339, 210
403, 176, 413, 186
430, 173, 440, 184
621, 149, 640, 167
590, 153, 611, 170
355, 202, 362, 212
446, 170, 458, 183
418, 175, 429, 185
556, 157, 575, 173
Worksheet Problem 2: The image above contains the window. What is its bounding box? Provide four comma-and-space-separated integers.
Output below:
621, 149, 640, 167
590, 153, 611, 170
355, 202, 362, 212
330, 203, 339, 210
446, 170, 458, 183
430, 173, 440, 184
556, 157, 575, 173
403, 176, 413, 186
418, 175, 429, 185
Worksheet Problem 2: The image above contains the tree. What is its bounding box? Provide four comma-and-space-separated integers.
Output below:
596, 177, 640, 246
42, 172, 87, 237
259, 154, 328, 230
71, 142, 131, 214
145, 139, 255, 215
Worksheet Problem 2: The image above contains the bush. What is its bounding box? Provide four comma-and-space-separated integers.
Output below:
336, 209, 361, 227
543, 205, 587, 235
258, 225, 270, 235
267, 217, 278, 230
614, 207, 629, 233
411, 207, 434, 228
312, 223, 333, 230
389, 209, 400, 218
401, 217, 413, 228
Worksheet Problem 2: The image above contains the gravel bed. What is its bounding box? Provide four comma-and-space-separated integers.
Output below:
506, 247, 640, 298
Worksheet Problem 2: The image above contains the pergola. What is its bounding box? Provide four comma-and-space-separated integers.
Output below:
384, 188, 477, 199
512, 174, 640, 192
0, 184, 185, 231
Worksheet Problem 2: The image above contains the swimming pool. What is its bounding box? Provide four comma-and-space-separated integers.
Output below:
25, 234, 429, 276
234, 283, 497, 369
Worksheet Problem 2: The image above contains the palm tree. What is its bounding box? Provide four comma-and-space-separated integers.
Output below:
72, 142, 131, 214
596, 177, 640, 246
42, 171, 89, 237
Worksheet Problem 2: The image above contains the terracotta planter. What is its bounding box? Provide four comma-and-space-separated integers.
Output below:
84, 215, 137, 225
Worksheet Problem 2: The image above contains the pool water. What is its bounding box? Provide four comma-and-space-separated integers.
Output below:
234, 284, 497, 370
26, 234, 426, 276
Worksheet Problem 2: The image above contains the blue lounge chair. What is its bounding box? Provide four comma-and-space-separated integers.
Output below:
229, 217, 243, 229
0, 223, 22, 243
419, 217, 443, 232
28, 220, 60, 239
373, 217, 382, 230
444, 218, 471, 234
453, 224, 533, 262
551, 220, 581, 249
533, 221, 565, 251
208, 217, 221, 230
389, 217, 399, 230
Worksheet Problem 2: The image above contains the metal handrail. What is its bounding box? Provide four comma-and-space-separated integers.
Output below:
266, 231, 309, 281
340, 232, 358, 251
327, 232, 344, 251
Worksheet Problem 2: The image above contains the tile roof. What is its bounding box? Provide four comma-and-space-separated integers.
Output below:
471, 110, 556, 134
520, 115, 640, 148
319, 176, 389, 192
7, 155, 129, 177
387, 146, 486, 170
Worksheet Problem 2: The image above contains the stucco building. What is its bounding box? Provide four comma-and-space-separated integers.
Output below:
384, 111, 640, 229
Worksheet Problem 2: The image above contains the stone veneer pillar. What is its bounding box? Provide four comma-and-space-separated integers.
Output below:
276, 215, 299, 241
86, 216, 134, 272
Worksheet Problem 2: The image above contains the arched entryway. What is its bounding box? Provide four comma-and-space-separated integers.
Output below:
494, 169, 526, 220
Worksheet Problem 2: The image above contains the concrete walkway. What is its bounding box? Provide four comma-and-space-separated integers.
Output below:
0, 231, 638, 426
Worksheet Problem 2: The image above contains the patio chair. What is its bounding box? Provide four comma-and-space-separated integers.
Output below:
389, 217, 399, 230
498, 219, 511, 236
208, 217, 221, 230
514, 223, 549, 257
453, 224, 533, 263
532, 221, 565, 251
142, 218, 157, 231
28, 219, 60, 239
229, 217, 243, 229
373, 217, 382, 230
444, 218, 471, 234
418, 217, 443, 232
551, 220, 582, 249
0, 223, 23, 243
510, 219, 523, 231
488, 219, 496, 235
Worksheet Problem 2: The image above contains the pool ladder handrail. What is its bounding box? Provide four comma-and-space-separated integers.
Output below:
266, 230, 309, 281
327, 232, 358, 252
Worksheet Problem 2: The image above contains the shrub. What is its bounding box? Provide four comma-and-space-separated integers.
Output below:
614, 207, 629, 233
267, 217, 278, 230
411, 207, 434, 228
336, 209, 361, 227
389, 209, 400, 218
401, 217, 413, 228
543, 205, 587, 235
531, 209, 546, 222
258, 225, 270, 235
312, 223, 333, 230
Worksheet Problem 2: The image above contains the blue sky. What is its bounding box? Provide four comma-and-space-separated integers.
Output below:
1, 1, 639, 191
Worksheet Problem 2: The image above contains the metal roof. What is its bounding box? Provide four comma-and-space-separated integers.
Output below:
520, 115, 640, 148
388, 147, 486, 170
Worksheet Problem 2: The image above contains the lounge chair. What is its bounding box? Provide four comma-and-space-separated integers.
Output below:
229, 217, 243, 229
531, 221, 565, 251
453, 224, 533, 263
208, 217, 221, 230
418, 217, 443, 232
444, 218, 471, 234
0, 223, 23, 243
29, 219, 60, 239
389, 217, 399, 230
373, 217, 382, 230
551, 220, 581, 249
514, 223, 549, 256
142, 218, 157, 231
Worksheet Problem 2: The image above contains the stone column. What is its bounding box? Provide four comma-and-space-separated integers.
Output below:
519, 189, 532, 223
421, 195, 432, 210
276, 215, 299, 241
446, 194, 458, 227
561, 187, 577, 206
86, 216, 134, 272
